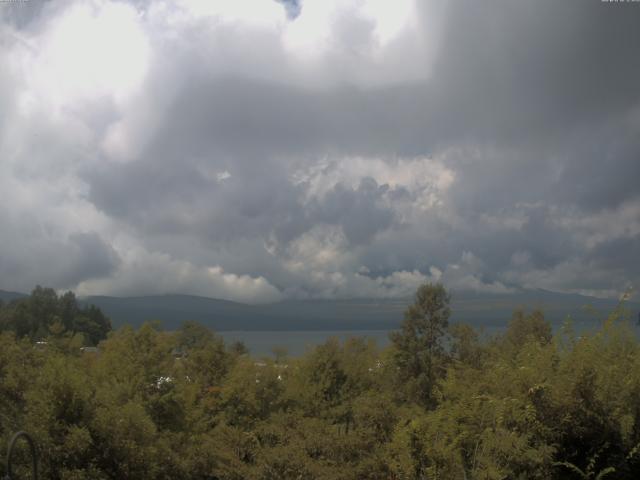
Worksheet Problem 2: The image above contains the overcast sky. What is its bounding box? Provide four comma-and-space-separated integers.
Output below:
0, 0, 639, 302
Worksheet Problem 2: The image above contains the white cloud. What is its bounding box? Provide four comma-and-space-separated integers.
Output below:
284, 225, 352, 273
19, 1, 149, 108
292, 155, 455, 226
281, 0, 436, 86
75, 246, 283, 303
560, 198, 640, 250
436, 252, 515, 295
502, 260, 624, 299
294, 156, 453, 197
283, 268, 430, 300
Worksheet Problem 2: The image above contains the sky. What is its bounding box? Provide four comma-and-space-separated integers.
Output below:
0, 0, 639, 303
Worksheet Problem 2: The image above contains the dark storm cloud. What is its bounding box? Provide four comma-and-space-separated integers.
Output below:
1, 0, 639, 299
62, 232, 121, 286
83, 75, 407, 248
0, 229, 119, 292
430, 0, 640, 211
126, 76, 409, 159
310, 178, 395, 245
589, 235, 640, 272
467, 206, 577, 272
428, 0, 640, 140
88, 4, 639, 295
88, 0, 640, 214
85, 150, 309, 245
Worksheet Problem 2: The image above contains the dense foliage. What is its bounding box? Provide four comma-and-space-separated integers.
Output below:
0, 287, 111, 346
0, 284, 639, 479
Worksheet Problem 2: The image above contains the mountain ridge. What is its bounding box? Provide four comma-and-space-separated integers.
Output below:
2, 288, 637, 331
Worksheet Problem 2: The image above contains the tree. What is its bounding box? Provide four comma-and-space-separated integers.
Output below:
175, 321, 231, 389
59, 291, 80, 331
177, 320, 216, 350
449, 322, 485, 368
0, 287, 111, 345
503, 309, 552, 353
390, 282, 451, 408
75, 305, 112, 345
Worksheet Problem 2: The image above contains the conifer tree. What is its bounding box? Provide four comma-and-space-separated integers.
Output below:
390, 282, 451, 408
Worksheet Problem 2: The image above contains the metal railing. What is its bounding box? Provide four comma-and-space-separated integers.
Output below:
4, 431, 37, 480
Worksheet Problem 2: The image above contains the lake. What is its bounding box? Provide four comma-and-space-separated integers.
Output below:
219, 319, 640, 357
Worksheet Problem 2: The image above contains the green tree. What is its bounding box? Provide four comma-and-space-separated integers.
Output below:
0, 287, 111, 345
390, 282, 451, 408
503, 309, 552, 352
449, 322, 485, 368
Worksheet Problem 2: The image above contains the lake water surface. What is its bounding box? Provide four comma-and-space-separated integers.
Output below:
219, 319, 640, 357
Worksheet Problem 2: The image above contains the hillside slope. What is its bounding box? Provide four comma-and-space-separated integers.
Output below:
82, 290, 640, 331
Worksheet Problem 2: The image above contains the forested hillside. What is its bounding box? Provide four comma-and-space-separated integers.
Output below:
0, 284, 639, 479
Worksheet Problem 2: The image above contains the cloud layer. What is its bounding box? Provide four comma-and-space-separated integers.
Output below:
0, 0, 638, 302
